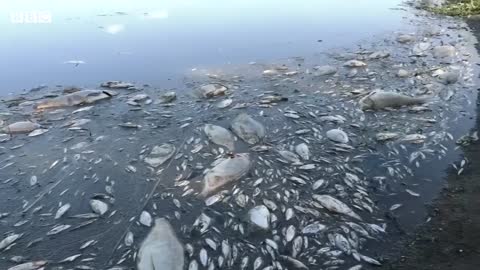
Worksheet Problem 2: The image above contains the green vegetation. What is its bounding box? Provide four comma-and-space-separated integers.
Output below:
429, 0, 480, 16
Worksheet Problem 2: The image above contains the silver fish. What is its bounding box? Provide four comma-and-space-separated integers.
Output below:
313, 195, 361, 220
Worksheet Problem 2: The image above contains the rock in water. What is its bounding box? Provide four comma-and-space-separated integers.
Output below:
295, 143, 310, 160
433, 45, 455, 59
204, 124, 235, 151
231, 113, 265, 145
343, 60, 367, 67
314, 65, 337, 76
201, 153, 250, 197
248, 205, 270, 230
144, 144, 176, 168
313, 195, 361, 220
137, 218, 184, 270
326, 129, 349, 144
359, 90, 429, 110
2, 121, 40, 134
35, 90, 116, 110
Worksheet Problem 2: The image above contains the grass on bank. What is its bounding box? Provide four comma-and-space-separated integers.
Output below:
429, 0, 480, 16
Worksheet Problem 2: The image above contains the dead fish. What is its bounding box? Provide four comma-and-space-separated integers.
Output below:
334, 233, 351, 254
204, 124, 235, 151
396, 34, 415, 43
313, 195, 361, 220
400, 134, 426, 143
200, 153, 250, 197
278, 150, 301, 163
0, 233, 23, 250
314, 65, 337, 76
279, 255, 308, 270
375, 132, 400, 142
302, 223, 326, 234
47, 224, 71, 235
286, 225, 296, 242
312, 179, 325, 190
140, 211, 153, 227
125, 231, 134, 246
137, 218, 184, 270
433, 45, 455, 59
217, 99, 233, 108
359, 90, 429, 110
248, 205, 270, 230
389, 204, 402, 211
198, 84, 227, 98
144, 144, 176, 168
28, 129, 48, 137
326, 129, 349, 144
55, 203, 71, 219
89, 199, 108, 215
101, 81, 134, 89
295, 143, 310, 160
231, 113, 266, 144
368, 50, 389, 59
29, 176, 37, 186
36, 90, 116, 109
405, 189, 420, 197
7, 261, 47, 270
343, 60, 367, 67
2, 121, 40, 134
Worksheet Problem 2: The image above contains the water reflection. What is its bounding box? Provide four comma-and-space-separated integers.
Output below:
1, 0, 405, 92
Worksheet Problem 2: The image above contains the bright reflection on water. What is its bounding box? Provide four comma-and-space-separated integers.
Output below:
1, 0, 405, 92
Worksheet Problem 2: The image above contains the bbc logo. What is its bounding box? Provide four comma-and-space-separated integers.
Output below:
10, 11, 52, 24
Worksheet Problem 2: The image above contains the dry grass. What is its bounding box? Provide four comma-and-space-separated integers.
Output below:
429, 0, 480, 16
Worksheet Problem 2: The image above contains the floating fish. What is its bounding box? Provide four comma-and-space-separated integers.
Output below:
248, 205, 270, 230
144, 144, 176, 168
359, 90, 429, 110
231, 113, 265, 145
326, 129, 349, 144
204, 124, 235, 151
137, 218, 184, 270
201, 153, 250, 197
313, 195, 361, 220
2, 121, 40, 134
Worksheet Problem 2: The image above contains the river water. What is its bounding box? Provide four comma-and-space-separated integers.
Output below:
1, 0, 406, 92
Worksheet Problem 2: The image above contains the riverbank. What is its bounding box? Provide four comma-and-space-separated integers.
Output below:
381, 15, 480, 270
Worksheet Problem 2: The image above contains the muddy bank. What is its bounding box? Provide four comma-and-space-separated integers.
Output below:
382, 16, 480, 270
